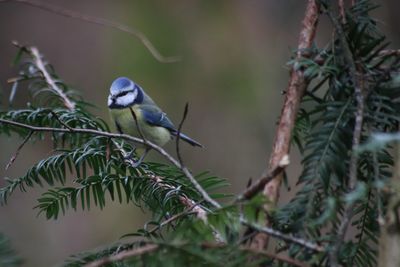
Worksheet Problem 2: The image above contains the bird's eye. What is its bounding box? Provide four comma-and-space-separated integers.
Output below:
116, 90, 134, 98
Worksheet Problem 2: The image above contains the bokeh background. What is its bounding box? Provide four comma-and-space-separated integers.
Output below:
0, 1, 399, 266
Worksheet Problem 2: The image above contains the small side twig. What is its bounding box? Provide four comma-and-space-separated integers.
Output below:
176, 103, 189, 166
49, 111, 73, 131
5, 131, 34, 170
1, 0, 180, 63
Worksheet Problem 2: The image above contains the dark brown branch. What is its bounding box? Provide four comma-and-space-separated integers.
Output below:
1, 0, 180, 63
84, 244, 159, 267
250, 0, 320, 250
5, 130, 33, 170
0, 118, 220, 208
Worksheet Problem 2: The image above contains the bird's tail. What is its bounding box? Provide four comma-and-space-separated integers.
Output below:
175, 132, 203, 147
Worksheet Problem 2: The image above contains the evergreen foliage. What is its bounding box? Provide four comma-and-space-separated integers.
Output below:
1, 1, 400, 266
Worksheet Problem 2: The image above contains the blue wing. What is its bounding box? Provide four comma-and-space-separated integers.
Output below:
140, 104, 203, 147
140, 105, 176, 131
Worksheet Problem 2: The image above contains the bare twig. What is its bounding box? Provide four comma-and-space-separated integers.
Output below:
5, 131, 33, 170
326, 9, 366, 267
176, 103, 189, 166
49, 111, 73, 131
241, 218, 325, 253
0, 118, 219, 208
1, 0, 180, 63
250, 0, 320, 250
84, 244, 159, 267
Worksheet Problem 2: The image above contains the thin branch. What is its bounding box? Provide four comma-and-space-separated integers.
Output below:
250, 0, 320, 250
326, 8, 366, 267
49, 111, 73, 131
0, 118, 220, 208
5, 131, 33, 170
176, 103, 189, 166
84, 244, 159, 267
241, 218, 325, 253
1, 0, 180, 63
170, 104, 222, 210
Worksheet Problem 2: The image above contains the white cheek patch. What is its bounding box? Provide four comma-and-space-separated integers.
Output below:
107, 95, 113, 107
116, 90, 138, 107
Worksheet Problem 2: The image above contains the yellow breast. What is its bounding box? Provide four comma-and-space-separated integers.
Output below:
109, 106, 172, 147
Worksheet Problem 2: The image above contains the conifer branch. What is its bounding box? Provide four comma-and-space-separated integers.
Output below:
0, 118, 220, 209
11, 42, 76, 110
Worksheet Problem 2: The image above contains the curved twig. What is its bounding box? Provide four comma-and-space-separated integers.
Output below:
0, 0, 180, 63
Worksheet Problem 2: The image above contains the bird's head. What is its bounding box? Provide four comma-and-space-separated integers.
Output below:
108, 77, 143, 109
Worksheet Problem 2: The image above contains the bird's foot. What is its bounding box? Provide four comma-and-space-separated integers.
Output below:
125, 148, 150, 168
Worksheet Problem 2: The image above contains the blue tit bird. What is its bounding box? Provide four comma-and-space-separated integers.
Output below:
108, 77, 203, 166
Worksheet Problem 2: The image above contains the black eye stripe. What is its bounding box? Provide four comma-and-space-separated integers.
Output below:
116, 89, 134, 98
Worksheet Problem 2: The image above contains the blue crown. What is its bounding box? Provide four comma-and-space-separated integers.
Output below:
110, 77, 134, 95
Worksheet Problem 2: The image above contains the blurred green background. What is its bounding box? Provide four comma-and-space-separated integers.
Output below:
0, 1, 399, 266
